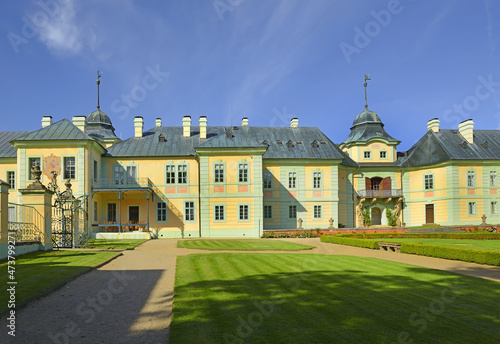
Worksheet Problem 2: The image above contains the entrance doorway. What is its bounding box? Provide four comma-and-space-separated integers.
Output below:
371, 208, 382, 225
425, 204, 434, 224
129, 206, 139, 224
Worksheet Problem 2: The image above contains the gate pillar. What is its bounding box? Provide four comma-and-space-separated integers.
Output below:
0, 180, 9, 259
19, 182, 54, 251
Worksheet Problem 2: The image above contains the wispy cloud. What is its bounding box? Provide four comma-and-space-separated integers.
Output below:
35, 0, 87, 55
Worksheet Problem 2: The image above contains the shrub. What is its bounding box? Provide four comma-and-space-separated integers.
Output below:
331, 233, 500, 240
321, 236, 380, 249
386, 209, 397, 227
362, 207, 372, 226
401, 243, 500, 266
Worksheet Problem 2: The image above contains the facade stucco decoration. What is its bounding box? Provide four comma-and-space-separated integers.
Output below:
43, 154, 61, 179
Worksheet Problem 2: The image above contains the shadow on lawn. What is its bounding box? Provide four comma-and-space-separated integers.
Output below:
0, 268, 171, 344
170, 260, 500, 344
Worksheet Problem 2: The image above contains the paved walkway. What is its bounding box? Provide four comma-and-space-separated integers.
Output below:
2, 238, 499, 344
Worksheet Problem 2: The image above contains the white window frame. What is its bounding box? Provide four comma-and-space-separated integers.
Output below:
184, 201, 195, 222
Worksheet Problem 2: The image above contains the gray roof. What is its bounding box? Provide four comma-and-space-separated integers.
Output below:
402, 129, 500, 166
105, 125, 357, 165
342, 108, 400, 146
13, 119, 95, 142
0, 131, 31, 158
86, 109, 119, 140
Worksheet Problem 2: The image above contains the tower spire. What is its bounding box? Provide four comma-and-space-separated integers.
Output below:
364, 73, 370, 109
96, 70, 102, 110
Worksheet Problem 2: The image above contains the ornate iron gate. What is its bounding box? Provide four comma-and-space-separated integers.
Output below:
48, 171, 88, 248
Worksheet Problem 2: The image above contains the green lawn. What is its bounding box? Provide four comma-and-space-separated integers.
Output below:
87, 239, 148, 249
170, 253, 500, 343
177, 239, 314, 251
376, 238, 500, 251
0, 250, 120, 314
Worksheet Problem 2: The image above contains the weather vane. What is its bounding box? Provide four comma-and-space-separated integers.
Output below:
364, 73, 370, 109
97, 70, 102, 109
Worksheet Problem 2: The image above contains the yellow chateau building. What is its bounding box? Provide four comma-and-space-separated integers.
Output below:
1, 79, 498, 239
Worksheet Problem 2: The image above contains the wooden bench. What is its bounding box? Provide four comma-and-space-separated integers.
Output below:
378, 242, 401, 252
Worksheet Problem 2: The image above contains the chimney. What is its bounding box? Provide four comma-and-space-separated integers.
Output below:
427, 118, 440, 133
72, 116, 86, 132
155, 118, 162, 127
199, 116, 207, 139
290, 118, 298, 128
182, 116, 191, 137
458, 119, 474, 144
241, 117, 248, 127
134, 116, 144, 138
42, 116, 53, 128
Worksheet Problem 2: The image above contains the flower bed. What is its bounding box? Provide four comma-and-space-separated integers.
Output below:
262, 228, 407, 238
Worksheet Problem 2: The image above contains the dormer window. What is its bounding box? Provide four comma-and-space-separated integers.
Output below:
277, 140, 282, 144
226, 130, 233, 138
311, 140, 319, 148
262, 140, 268, 145
286, 140, 293, 148
158, 134, 165, 142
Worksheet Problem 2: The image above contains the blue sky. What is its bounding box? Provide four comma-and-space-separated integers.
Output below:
1, 0, 500, 150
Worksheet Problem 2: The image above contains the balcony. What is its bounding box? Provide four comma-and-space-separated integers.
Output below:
357, 189, 402, 198
93, 177, 153, 190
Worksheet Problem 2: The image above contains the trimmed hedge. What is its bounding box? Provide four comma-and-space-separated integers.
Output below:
401, 243, 500, 266
320, 236, 380, 249
334, 233, 500, 240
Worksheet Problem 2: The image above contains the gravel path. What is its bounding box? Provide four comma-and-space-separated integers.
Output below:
2, 238, 499, 344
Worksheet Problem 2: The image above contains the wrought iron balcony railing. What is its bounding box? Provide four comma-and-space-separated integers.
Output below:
357, 189, 402, 198
95, 177, 152, 189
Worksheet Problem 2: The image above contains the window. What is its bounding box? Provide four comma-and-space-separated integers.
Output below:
467, 170, 475, 187
491, 201, 498, 214
289, 172, 296, 189
93, 161, 98, 182
29, 158, 41, 179
263, 171, 272, 189
424, 174, 434, 190
166, 165, 175, 184
468, 201, 477, 215
184, 201, 195, 222
380, 151, 387, 159
7, 171, 15, 189
214, 164, 224, 183
214, 205, 225, 221
8, 206, 15, 222
490, 171, 497, 187
238, 163, 248, 183
263, 205, 273, 219
313, 171, 322, 189
108, 203, 117, 222
63, 157, 76, 180
157, 201, 167, 222
289, 205, 297, 219
113, 166, 124, 185
313, 205, 322, 219
239, 204, 249, 221
178, 164, 187, 184
126, 166, 136, 184
364, 151, 371, 159
93, 201, 98, 222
